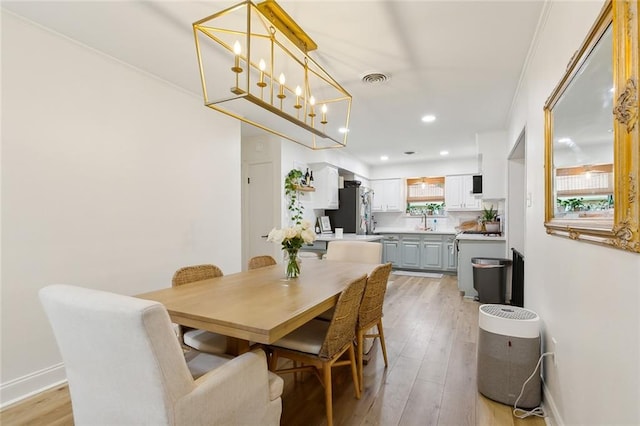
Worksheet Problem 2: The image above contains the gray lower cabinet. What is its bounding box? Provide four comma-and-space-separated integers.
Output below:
421, 236, 443, 269
382, 236, 401, 267
381, 233, 456, 272
401, 237, 421, 268
444, 235, 457, 270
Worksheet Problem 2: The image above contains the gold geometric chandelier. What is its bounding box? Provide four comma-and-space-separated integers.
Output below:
193, 0, 352, 149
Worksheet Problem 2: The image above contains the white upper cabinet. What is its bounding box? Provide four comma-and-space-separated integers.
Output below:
445, 175, 482, 210
312, 164, 339, 210
371, 178, 405, 212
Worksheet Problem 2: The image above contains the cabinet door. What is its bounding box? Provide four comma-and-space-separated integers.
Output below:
421, 241, 443, 269
382, 237, 400, 267
446, 242, 457, 270
445, 176, 464, 209
445, 175, 481, 210
462, 176, 482, 209
326, 166, 339, 209
371, 179, 405, 212
401, 238, 421, 268
371, 180, 385, 211
313, 165, 339, 209
384, 179, 404, 212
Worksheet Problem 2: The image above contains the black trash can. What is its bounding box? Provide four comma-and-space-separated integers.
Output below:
471, 258, 512, 303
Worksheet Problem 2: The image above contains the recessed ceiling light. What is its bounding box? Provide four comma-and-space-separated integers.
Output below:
440, 150, 449, 156
421, 114, 436, 123
338, 127, 349, 133
558, 137, 572, 143
380, 155, 389, 161
404, 151, 415, 155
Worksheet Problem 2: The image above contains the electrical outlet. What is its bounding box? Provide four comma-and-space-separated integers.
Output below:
551, 337, 558, 367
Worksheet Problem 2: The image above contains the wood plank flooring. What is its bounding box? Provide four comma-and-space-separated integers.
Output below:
1, 273, 546, 426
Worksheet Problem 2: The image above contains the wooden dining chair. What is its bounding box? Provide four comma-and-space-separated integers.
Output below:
172, 264, 227, 355
248, 255, 277, 270
357, 262, 393, 392
269, 274, 367, 426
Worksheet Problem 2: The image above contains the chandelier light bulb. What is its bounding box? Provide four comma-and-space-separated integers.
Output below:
308, 96, 316, 119
321, 104, 328, 124
257, 59, 267, 88
231, 40, 243, 75
277, 73, 286, 99
294, 86, 302, 109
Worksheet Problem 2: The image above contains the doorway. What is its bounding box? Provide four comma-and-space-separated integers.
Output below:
244, 161, 276, 269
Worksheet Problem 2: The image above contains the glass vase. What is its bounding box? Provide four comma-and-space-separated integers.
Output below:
285, 249, 300, 279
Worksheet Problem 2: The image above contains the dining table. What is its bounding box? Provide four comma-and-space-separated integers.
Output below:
137, 258, 379, 355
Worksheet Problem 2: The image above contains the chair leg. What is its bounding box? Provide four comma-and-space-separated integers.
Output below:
269, 352, 279, 371
348, 343, 361, 399
323, 362, 333, 426
357, 329, 364, 393
377, 320, 389, 368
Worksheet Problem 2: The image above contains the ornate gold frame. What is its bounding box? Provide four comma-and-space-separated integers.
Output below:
544, 0, 639, 253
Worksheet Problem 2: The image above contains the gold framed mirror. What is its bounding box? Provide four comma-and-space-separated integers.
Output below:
544, 0, 639, 253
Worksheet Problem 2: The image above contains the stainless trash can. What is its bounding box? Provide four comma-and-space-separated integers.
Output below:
472, 257, 512, 304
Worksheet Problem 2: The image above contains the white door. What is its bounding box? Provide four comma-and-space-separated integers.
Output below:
247, 162, 275, 264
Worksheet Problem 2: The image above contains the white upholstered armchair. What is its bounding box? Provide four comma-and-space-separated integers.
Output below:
39, 284, 282, 425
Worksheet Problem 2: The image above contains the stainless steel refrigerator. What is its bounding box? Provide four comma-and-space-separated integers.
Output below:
325, 185, 373, 234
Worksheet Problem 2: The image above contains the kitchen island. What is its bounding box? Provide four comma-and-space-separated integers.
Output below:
300, 233, 383, 257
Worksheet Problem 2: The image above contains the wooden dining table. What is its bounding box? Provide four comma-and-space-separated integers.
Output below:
137, 258, 379, 354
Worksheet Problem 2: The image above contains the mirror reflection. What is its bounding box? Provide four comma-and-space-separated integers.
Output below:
544, 0, 640, 253
552, 23, 613, 219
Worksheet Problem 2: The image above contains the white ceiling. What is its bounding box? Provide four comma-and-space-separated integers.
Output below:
2, 0, 544, 166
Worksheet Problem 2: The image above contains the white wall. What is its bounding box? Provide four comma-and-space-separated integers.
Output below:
370, 156, 478, 180
1, 12, 242, 405
508, 1, 640, 424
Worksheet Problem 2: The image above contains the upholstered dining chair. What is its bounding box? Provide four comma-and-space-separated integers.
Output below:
317, 241, 382, 323
248, 255, 277, 270
356, 262, 393, 392
324, 240, 382, 263
172, 264, 227, 354
268, 274, 367, 426
39, 284, 283, 426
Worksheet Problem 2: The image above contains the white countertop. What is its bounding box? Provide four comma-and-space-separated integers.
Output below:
455, 233, 506, 241
315, 233, 384, 242
374, 227, 456, 235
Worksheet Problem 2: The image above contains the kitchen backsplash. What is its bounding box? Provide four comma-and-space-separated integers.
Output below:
373, 202, 505, 233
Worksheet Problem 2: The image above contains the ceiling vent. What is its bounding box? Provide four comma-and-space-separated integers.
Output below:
361, 72, 390, 84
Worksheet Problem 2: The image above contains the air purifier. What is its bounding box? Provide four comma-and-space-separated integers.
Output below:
477, 304, 541, 408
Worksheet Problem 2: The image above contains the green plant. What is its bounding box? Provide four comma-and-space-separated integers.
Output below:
559, 197, 585, 211
481, 204, 498, 222
285, 169, 304, 225
426, 203, 439, 214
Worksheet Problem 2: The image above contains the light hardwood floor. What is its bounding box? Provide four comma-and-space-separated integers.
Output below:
1, 273, 546, 426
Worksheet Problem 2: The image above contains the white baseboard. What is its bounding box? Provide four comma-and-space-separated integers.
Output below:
542, 379, 564, 426
0, 363, 67, 409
